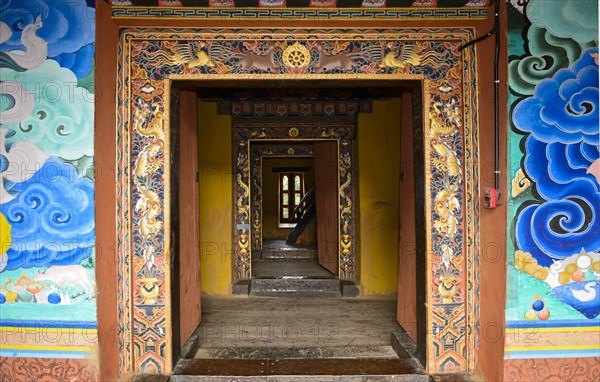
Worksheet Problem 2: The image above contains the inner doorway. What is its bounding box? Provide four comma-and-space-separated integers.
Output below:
173, 84, 426, 376
251, 140, 341, 296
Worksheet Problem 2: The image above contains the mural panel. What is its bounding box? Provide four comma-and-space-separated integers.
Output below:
506, 0, 600, 363
0, 0, 97, 375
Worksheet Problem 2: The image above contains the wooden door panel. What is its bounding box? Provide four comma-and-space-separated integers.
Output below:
397, 93, 417, 341
313, 141, 339, 275
179, 89, 201, 348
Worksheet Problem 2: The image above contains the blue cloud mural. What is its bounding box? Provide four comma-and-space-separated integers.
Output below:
0, 158, 94, 270
51, 43, 94, 79
513, 49, 599, 145
528, 0, 599, 44
0, 0, 95, 78
514, 48, 600, 267
0, 0, 96, 354
0, 0, 95, 56
0, 59, 94, 160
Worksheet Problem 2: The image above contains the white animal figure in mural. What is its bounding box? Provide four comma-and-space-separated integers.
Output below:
571, 282, 597, 302
0, 16, 47, 70
239, 45, 280, 72
34, 265, 94, 299
313, 45, 356, 72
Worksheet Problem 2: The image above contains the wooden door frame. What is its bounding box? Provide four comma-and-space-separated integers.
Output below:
102, 26, 483, 377
250, 143, 314, 251
232, 120, 355, 284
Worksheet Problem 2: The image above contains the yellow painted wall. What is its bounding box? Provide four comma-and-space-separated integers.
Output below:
357, 98, 402, 296
197, 98, 401, 295
262, 157, 316, 243
198, 101, 232, 295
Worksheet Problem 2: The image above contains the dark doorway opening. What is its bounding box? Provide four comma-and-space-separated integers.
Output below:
169, 82, 427, 377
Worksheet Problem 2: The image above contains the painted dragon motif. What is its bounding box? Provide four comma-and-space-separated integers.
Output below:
429, 100, 461, 178
132, 98, 164, 244
133, 100, 165, 178
135, 187, 162, 238
236, 173, 250, 223
433, 186, 460, 239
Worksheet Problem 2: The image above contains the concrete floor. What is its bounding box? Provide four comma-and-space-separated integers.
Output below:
134, 297, 477, 381
193, 296, 401, 356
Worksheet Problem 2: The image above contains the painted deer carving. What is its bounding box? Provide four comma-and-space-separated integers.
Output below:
313, 45, 356, 72
239, 45, 280, 72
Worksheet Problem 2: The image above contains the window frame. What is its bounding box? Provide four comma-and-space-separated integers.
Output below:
279, 171, 304, 227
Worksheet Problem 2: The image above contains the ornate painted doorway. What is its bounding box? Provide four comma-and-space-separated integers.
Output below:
115, 27, 481, 375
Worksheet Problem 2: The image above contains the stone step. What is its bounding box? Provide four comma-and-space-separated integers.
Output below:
194, 345, 400, 360
260, 239, 318, 260
171, 358, 430, 382
250, 278, 341, 298
252, 259, 336, 279
261, 247, 317, 260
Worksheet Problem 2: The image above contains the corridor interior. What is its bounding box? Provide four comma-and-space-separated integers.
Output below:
170, 86, 432, 379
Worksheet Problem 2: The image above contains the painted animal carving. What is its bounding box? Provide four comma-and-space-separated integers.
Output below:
185, 51, 215, 70
239, 45, 280, 72
134, 101, 165, 178
34, 265, 94, 299
433, 186, 460, 239
313, 45, 356, 72
236, 173, 250, 222
429, 101, 461, 177
380, 44, 447, 72
143, 42, 214, 70
135, 187, 162, 238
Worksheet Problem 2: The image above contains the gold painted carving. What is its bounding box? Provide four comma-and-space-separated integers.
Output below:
236, 173, 250, 222
144, 41, 214, 70
437, 275, 458, 303
239, 235, 250, 255
433, 186, 459, 240
139, 277, 159, 305
283, 42, 311, 68
288, 127, 300, 137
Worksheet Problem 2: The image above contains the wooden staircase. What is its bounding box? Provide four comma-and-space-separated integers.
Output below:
285, 185, 316, 245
